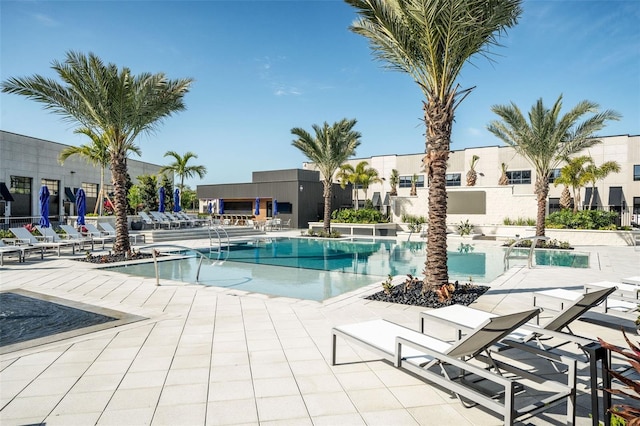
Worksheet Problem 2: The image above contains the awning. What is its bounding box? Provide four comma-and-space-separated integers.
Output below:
584, 187, 601, 207
64, 187, 76, 203
371, 192, 381, 207
608, 186, 624, 207
0, 182, 14, 202
382, 192, 390, 207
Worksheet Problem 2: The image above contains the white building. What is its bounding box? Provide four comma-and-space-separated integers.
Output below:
305, 134, 640, 227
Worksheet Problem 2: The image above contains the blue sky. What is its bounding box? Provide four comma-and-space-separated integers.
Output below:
2, 0, 638, 188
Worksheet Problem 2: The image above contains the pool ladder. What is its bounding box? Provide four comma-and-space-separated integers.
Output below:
504, 235, 550, 269
136, 244, 213, 286
208, 225, 230, 264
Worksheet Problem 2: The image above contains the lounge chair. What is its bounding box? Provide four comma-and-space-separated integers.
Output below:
82, 223, 115, 249
333, 309, 577, 425
99, 222, 146, 245
165, 212, 191, 227
138, 211, 163, 229
59, 224, 100, 251
150, 211, 179, 228
419, 285, 617, 425
35, 225, 82, 254
583, 281, 639, 315
9, 227, 65, 258
0, 240, 26, 266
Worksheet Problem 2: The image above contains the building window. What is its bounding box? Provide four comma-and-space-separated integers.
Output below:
634, 165, 640, 181
10, 176, 32, 194
104, 184, 115, 197
634, 197, 640, 214
445, 173, 461, 187
548, 197, 561, 214
82, 183, 99, 197
277, 202, 293, 214
506, 170, 531, 184
41, 179, 59, 195
549, 169, 561, 184
399, 175, 425, 188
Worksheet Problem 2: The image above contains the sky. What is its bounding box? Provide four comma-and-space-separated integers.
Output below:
1, 0, 639, 189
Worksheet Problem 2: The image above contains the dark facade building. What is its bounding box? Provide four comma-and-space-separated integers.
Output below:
197, 169, 352, 229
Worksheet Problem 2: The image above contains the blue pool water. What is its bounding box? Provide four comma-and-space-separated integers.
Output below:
107, 238, 589, 301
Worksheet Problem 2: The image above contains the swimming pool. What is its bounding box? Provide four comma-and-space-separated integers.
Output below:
106, 238, 589, 302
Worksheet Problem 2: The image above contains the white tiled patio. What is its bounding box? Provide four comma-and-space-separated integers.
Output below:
0, 236, 638, 425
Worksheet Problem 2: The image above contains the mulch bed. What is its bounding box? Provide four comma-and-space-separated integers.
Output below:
75, 251, 154, 264
366, 277, 489, 308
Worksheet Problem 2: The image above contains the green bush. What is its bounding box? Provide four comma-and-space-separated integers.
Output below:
331, 208, 387, 224
306, 229, 342, 238
401, 213, 427, 232
503, 217, 536, 226
546, 209, 619, 230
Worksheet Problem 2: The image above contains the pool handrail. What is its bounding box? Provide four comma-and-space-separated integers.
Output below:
136, 244, 212, 286
504, 235, 550, 269
208, 225, 230, 264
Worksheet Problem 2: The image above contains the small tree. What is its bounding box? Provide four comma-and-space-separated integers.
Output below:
466, 155, 480, 186
160, 174, 173, 211
389, 169, 399, 196
127, 186, 143, 214
410, 174, 418, 196
553, 155, 593, 214
138, 174, 158, 211
585, 161, 621, 210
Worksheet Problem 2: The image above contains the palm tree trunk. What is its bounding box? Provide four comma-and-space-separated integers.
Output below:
323, 180, 332, 232
423, 98, 452, 287
535, 176, 549, 238
111, 150, 131, 253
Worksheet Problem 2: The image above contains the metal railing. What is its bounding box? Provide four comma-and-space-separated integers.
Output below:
208, 225, 230, 264
504, 235, 550, 269
135, 244, 213, 286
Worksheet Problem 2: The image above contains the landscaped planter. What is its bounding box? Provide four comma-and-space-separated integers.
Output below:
308, 222, 397, 237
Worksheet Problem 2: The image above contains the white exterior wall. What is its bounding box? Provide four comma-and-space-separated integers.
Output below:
0, 131, 165, 217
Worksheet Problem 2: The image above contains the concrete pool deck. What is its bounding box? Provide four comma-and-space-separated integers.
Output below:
1, 234, 639, 425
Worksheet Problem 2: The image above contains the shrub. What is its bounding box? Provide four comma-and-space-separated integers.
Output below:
306, 229, 342, 238
503, 238, 573, 250
546, 209, 619, 230
331, 208, 387, 224
401, 213, 427, 232
457, 219, 474, 236
503, 217, 536, 226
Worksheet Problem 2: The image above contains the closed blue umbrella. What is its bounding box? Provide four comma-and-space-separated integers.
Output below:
208, 201, 213, 214
158, 187, 165, 213
254, 198, 260, 215
39, 185, 50, 228
273, 199, 278, 216
76, 188, 86, 226
173, 188, 181, 212
218, 199, 224, 215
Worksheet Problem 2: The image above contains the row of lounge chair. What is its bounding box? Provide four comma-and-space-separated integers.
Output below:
332, 285, 620, 425
138, 211, 208, 229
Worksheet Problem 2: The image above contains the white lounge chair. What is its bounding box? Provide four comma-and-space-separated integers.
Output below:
150, 211, 179, 228
333, 309, 577, 425
0, 240, 26, 265
9, 227, 65, 258
59, 224, 100, 251
82, 223, 115, 249
98, 222, 146, 245
35, 225, 82, 254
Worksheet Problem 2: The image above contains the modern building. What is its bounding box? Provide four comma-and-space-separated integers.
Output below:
196, 169, 353, 229
0, 131, 165, 224
305, 134, 640, 227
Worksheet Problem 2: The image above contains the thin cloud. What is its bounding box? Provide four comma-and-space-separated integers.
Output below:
33, 13, 60, 27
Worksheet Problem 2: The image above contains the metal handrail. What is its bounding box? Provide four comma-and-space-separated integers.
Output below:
504, 235, 550, 269
208, 225, 230, 264
136, 244, 212, 286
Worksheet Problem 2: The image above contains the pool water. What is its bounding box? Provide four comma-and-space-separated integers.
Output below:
106, 238, 589, 302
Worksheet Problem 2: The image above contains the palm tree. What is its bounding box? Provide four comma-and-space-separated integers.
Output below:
337, 161, 381, 208
2, 51, 192, 253
466, 155, 480, 186
410, 173, 418, 196
487, 95, 621, 237
291, 119, 361, 231
346, 0, 522, 286
158, 150, 207, 197
553, 155, 593, 214
498, 163, 509, 185
585, 160, 621, 210
389, 169, 399, 196
59, 128, 141, 216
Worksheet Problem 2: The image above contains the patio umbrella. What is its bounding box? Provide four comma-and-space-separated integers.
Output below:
39, 185, 50, 228
173, 188, 181, 212
254, 198, 260, 215
208, 201, 213, 214
218, 199, 224, 215
76, 188, 86, 226
273, 199, 278, 216
158, 187, 165, 213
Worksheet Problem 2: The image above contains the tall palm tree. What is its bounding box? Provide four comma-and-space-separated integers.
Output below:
584, 160, 621, 210
158, 151, 208, 195
291, 119, 361, 231
59, 128, 141, 216
487, 95, 621, 237
346, 0, 522, 286
553, 155, 593, 214
2, 51, 192, 253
